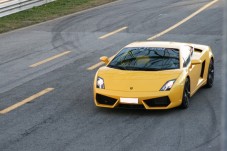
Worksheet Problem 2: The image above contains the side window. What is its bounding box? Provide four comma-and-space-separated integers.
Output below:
181, 46, 191, 67
183, 55, 191, 67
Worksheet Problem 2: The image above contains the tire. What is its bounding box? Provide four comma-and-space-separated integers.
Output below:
205, 59, 214, 88
180, 78, 190, 109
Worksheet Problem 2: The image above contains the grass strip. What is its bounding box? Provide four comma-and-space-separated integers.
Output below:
0, 0, 116, 33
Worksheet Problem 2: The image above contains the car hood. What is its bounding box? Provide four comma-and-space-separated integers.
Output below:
97, 67, 183, 92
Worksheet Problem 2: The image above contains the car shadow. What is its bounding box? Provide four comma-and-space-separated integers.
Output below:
95, 106, 184, 117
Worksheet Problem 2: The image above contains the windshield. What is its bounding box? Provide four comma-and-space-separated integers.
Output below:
108, 47, 180, 71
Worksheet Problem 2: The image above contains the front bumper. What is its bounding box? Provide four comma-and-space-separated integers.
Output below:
94, 85, 184, 110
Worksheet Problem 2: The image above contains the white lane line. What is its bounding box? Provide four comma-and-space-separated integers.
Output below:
0, 88, 54, 114
99, 26, 128, 39
147, 0, 219, 40
87, 0, 219, 70
30, 51, 71, 68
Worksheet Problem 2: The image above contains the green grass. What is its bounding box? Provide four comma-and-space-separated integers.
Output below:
0, 0, 116, 33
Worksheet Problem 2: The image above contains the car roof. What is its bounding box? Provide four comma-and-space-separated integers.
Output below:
125, 41, 209, 51
125, 41, 189, 49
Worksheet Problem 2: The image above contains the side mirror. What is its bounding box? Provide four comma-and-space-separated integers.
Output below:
190, 46, 194, 56
191, 59, 202, 65
100, 56, 109, 64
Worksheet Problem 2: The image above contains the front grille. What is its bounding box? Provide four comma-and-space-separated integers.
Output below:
117, 104, 145, 109
96, 94, 117, 105
143, 96, 170, 107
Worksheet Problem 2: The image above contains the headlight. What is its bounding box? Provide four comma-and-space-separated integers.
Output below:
160, 79, 176, 91
97, 77, 105, 89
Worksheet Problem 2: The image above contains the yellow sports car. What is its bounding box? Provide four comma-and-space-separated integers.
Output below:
94, 41, 214, 109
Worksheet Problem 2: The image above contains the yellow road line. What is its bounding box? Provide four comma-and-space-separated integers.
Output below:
87, 62, 105, 70
147, 0, 219, 40
0, 88, 54, 114
88, 0, 218, 70
99, 26, 128, 39
87, 56, 114, 70
30, 51, 71, 68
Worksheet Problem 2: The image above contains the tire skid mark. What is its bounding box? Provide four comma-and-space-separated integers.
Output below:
108, 111, 175, 151
0, 114, 58, 150
176, 113, 185, 151
51, 11, 105, 53
186, 133, 220, 151
186, 88, 220, 150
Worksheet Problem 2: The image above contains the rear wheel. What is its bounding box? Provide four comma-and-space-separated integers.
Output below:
180, 78, 190, 109
205, 59, 214, 88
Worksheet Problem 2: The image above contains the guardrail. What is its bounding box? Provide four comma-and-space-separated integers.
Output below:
0, 0, 55, 17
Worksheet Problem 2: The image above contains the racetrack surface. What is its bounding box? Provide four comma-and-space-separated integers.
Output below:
0, 0, 223, 150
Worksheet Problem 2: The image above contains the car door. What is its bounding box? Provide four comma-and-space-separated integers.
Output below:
181, 46, 201, 95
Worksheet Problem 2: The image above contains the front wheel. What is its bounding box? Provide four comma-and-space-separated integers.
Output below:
205, 59, 214, 88
180, 78, 190, 109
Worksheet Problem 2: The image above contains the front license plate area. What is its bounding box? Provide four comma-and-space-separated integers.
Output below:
120, 98, 138, 104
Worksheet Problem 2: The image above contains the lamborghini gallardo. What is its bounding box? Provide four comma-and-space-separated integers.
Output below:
94, 41, 214, 109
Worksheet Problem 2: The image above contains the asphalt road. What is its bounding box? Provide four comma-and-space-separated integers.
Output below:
0, 0, 223, 150
223, 0, 227, 149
